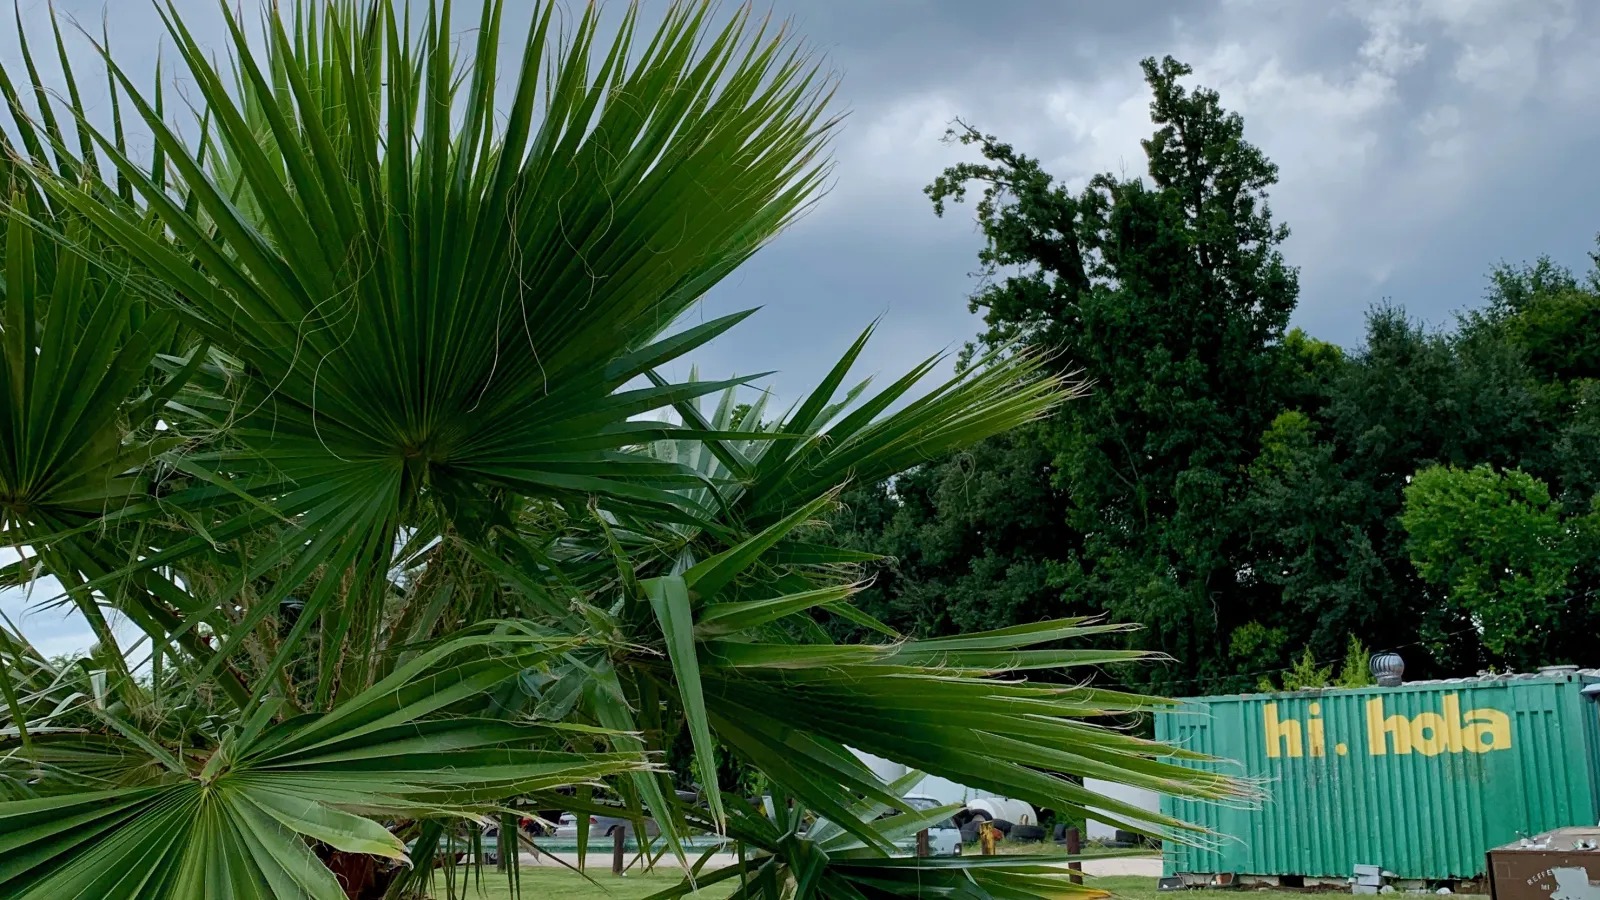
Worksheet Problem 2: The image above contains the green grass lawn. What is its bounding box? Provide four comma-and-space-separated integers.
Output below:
430, 869, 1489, 900
425, 866, 732, 900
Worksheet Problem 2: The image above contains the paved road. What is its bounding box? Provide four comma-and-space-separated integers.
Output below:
1081, 856, 1163, 877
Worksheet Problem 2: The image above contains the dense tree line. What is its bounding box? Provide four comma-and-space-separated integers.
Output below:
829, 56, 1600, 695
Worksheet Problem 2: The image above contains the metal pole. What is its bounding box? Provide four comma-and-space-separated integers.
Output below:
612, 826, 625, 876
1066, 826, 1082, 885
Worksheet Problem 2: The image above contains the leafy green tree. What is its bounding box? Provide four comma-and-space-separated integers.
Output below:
836, 55, 1600, 692
1227, 621, 1289, 691
1466, 245, 1600, 389
835, 423, 1072, 638
1551, 380, 1600, 506
1252, 637, 1366, 693
1275, 649, 1333, 692
1238, 305, 1559, 676
1334, 636, 1375, 689
915, 56, 1299, 690
1402, 465, 1576, 660
1241, 410, 1386, 656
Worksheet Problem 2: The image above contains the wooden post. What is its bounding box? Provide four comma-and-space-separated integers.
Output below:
611, 826, 625, 876
979, 821, 995, 856
496, 815, 512, 873
916, 828, 930, 857
1066, 827, 1082, 885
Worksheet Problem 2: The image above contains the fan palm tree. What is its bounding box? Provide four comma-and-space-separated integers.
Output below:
0, 2, 1251, 898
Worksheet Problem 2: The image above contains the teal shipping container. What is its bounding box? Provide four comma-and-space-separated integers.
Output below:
1156, 669, 1600, 880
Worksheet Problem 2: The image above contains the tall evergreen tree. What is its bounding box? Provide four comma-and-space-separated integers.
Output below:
912, 57, 1300, 690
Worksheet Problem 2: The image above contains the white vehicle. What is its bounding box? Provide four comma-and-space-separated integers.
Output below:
553, 811, 661, 840
964, 797, 1037, 828
554, 812, 586, 840
901, 795, 962, 857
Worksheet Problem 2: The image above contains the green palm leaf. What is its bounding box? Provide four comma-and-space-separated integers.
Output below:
0, 201, 241, 701
643, 778, 1114, 900
0, 632, 647, 899
589, 486, 1249, 868
51, 0, 832, 517
0, 2, 1249, 895
29, 0, 836, 703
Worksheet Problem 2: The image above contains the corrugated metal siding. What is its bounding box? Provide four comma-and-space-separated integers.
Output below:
1157, 707, 1220, 878
1586, 688, 1600, 820
1159, 675, 1600, 880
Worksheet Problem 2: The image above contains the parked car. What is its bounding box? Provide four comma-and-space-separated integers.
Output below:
553, 791, 698, 840
553, 811, 661, 839
897, 795, 962, 857
553, 813, 587, 840
479, 816, 558, 864
964, 797, 1037, 827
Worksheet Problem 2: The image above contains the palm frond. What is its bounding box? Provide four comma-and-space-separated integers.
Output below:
643, 776, 1114, 900
30, 0, 837, 704
0, 632, 647, 899
0, 3, 1248, 897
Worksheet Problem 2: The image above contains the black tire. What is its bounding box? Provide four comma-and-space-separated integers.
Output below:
992, 819, 1014, 836
1012, 824, 1046, 842
960, 822, 981, 843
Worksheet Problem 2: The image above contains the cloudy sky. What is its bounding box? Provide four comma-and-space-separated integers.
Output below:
686, 0, 1600, 393
8, 0, 1600, 654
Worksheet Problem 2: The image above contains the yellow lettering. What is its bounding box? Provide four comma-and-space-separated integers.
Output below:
1442, 695, 1464, 753
1367, 697, 1412, 755
1359, 696, 1511, 756
1308, 715, 1326, 757
1410, 712, 1448, 756
1264, 703, 1302, 758
1463, 708, 1512, 753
